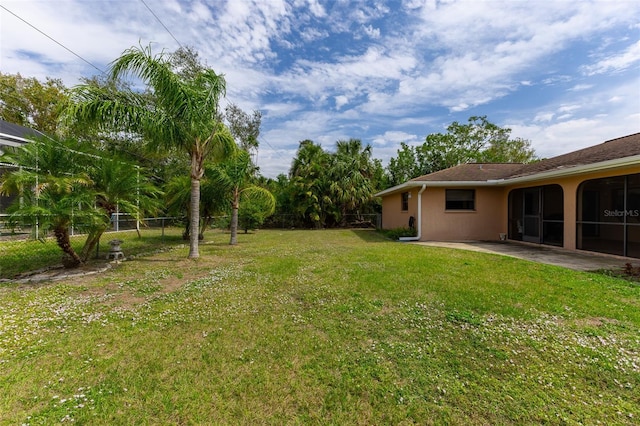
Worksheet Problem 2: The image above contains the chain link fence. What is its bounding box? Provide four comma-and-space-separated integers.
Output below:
0, 213, 381, 279
0, 214, 183, 239
1, 213, 381, 239
0, 216, 186, 279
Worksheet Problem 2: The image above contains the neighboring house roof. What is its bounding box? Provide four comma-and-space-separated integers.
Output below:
376, 132, 640, 197
0, 119, 45, 147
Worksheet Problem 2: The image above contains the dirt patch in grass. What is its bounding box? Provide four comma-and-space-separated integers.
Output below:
8, 246, 231, 310
593, 263, 640, 284
574, 317, 620, 327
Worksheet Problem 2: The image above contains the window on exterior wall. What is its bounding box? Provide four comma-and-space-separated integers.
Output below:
401, 192, 409, 211
446, 189, 475, 210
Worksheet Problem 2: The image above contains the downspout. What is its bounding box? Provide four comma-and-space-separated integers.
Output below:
399, 184, 427, 241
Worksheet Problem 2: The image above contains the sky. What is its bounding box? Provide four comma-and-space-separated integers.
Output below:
1, 0, 639, 178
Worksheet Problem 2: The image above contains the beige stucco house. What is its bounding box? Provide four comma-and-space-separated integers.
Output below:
376, 133, 640, 258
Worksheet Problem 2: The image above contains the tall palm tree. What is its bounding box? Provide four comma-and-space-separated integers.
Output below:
290, 140, 332, 228
208, 150, 275, 245
67, 45, 235, 258
330, 139, 375, 226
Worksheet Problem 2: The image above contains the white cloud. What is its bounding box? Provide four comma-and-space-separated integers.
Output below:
371, 130, 419, 146
307, 0, 327, 18
557, 104, 581, 114
1, 0, 639, 178
362, 25, 381, 39
584, 40, 640, 76
569, 84, 593, 91
507, 80, 640, 159
534, 112, 554, 123
335, 95, 349, 110
189, 1, 213, 22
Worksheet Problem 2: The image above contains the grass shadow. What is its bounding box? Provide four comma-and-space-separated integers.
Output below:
350, 228, 389, 243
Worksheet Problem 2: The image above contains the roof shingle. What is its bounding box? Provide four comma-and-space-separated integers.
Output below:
410, 163, 524, 182
409, 132, 640, 183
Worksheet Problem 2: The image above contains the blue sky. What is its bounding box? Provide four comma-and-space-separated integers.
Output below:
1, 0, 639, 177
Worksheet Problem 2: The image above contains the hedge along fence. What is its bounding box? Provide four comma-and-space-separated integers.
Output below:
1, 211, 382, 242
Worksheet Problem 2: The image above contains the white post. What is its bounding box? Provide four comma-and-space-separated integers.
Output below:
35, 145, 39, 240
136, 166, 140, 234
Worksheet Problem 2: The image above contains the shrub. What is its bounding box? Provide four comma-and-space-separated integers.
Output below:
378, 227, 417, 240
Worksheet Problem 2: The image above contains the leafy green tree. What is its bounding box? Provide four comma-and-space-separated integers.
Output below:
385, 116, 537, 186
261, 174, 299, 228
0, 72, 69, 134
386, 142, 417, 187
284, 138, 382, 228
225, 103, 262, 152
477, 137, 536, 163
386, 142, 425, 187
164, 174, 193, 238
0, 138, 162, 266
164, 163, 231, 241
238, 191, 275, 233
67, 45, 236, 258
224, 103, 262, 177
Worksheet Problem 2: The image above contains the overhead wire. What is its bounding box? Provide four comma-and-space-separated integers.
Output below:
0, 5, 106, 75
133, 1, 291, 173
2, 2, 290, 177
139, 0, 183, 49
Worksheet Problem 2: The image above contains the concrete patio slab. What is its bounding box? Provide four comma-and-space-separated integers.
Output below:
412, 241, 637, 272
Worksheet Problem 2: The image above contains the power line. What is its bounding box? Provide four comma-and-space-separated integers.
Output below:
258, 136, 283, 156
2, 2, 289, 176
139, 0, 182, 49
134, 1, 290, 174
0, 5, 106, 75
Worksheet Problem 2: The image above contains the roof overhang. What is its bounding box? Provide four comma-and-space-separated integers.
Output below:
375, 180, 496, 197
375, 155, 640, 197
492, 154, 640, 185
0, 132, 30, 147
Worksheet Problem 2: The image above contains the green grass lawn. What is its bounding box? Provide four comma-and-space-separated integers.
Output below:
1, 229, 639, 424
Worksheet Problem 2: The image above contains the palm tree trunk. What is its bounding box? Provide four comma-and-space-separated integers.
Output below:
54, 227, 83, 268
80, 225, 108, 262
229, 187, 239, 245
199, 215, 211, 240
189, 178, 200, 258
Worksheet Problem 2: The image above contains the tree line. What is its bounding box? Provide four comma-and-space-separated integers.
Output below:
0, 45, 537, 267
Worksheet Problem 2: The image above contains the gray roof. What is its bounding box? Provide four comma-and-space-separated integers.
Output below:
410, 163, 523, 182
377, 132, 640, 196
0, 119, 45, 147
509, 132, 640, 178
411, 132, 640, 182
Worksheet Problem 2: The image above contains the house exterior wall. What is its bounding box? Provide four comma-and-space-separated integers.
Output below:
380, 188, 419, 230
379, 163, 640, 251
421, 187, 507, 241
